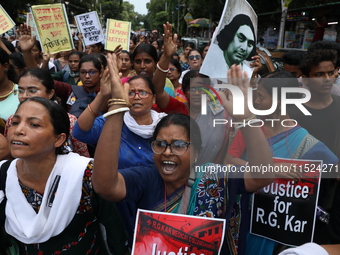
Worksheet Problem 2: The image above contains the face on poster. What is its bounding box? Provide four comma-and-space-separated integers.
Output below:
200, 0, 257, 79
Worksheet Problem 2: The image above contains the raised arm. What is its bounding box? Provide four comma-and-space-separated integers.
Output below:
153, 22, 177, 109
40, 50, 50, 71
0, 40, 11, 55
92, 53, 130, 202
77, 68, 111, 131
77, 33, 84, 52
17, 23, 39, 69
219, 65, 274, 192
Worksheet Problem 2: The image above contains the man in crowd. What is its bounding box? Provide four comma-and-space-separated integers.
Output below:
289, 48, 340, 244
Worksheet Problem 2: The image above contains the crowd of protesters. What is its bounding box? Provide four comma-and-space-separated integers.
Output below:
0, 17, 340, 255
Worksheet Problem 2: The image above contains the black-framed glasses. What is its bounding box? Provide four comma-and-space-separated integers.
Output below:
169, 67, 178, 72
79, 70, 98, 77
188, 55, 201, 60
128, 91, 153, 99
151, 139, 191, 155
186, 86, 205, 93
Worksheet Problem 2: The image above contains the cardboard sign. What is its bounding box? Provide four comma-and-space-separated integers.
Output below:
132, 209, 226, 255
0, 5, 15, 34
75, 11, 104, 46
105, 19, 130, 51
251, 158, 322, 246
31, 3, 74, 54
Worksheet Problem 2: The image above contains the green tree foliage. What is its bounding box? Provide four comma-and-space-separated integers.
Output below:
2, 0, 50, 24
143, 0, 340, 35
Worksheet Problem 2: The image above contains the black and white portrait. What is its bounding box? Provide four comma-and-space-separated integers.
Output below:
200, 0, 257, 79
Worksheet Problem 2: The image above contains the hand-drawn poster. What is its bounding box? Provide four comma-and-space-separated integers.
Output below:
251, 158, 322, 246
132, 209, 226, 255
0, 5, 16, 34
75, 11, 104, 46
31, 3, 74, 54
105, 19, 130, 51
200, 0, 257, 80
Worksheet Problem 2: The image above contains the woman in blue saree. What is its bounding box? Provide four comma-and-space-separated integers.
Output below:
226, 70, 338, 255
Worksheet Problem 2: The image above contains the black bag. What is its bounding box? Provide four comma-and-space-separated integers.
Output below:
0, 160, 20, 255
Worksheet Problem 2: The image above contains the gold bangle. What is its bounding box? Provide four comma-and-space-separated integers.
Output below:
88, 104, 99, 117
108, 98, 127, 103
108, 102, 131, 107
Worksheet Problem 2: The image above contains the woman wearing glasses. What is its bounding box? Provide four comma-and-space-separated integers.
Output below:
92, 54, 274, 255
53, 55, 103, 118
167, 59, 187, 102
4, 68, 90, 157
73, 73, 167, 243
179, 49, 203, 83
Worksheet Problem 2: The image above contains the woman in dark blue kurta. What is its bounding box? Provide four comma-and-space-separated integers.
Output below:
73, 75, 166, 244
92, 53, 274, 255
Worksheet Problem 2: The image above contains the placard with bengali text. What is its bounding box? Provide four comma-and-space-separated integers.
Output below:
75, 11, 104, 46
31, 3, 74, 54
132, 209, 226, 255
0, 5, 15, 34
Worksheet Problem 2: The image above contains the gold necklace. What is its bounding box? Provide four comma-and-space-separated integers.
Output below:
0, 82, 15, 99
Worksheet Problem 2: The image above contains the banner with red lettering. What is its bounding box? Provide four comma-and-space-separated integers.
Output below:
75, 11, 104, 46
0, 5, 15, 34
105, 19, 130, 51
250, 158, 322, 246
31, 3, 73, 54
132, 209, 226, 255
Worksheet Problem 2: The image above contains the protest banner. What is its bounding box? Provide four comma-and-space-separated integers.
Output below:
0, 4, 16, 34
250, 158, 322, 246
105, 19, 130, 51
200, 0, 257, 79
75, 11, 104, 46
31, 3, 74, 54
132, 209, 226, 255
26, 12, 41, 44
